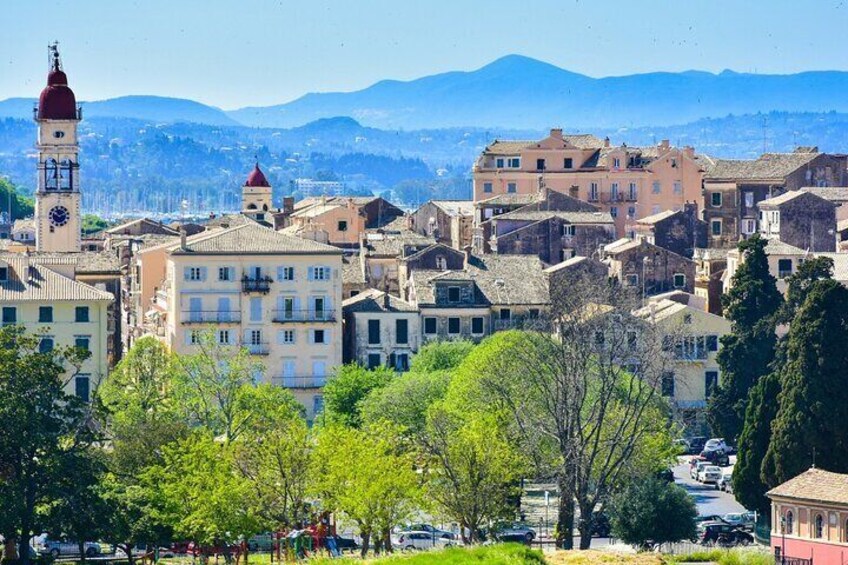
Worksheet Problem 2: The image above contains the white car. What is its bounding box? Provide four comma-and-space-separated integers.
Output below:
698, 465, 723, 484
393, 531, 454, 551
692, 461, 710, 480
704, 438, 728, 452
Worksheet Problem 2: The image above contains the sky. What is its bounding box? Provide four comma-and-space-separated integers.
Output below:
2, 0, 847, 110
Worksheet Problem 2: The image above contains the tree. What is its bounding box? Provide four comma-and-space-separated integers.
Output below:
407, 340, 475, 373
321, 364, 395, 428
447, 274, 676, 550
609, 477, 696, 549
0, 177, 34, 220
763, 279, 848, 485
0, 326, 93, 565
81, 214, 109, 235
708, 235, 782, 442
172, 330, 264, 441
231, 385, 312, 529
311, 423, 419, 557
360, 370, 453, 436
421, 406, 525, 543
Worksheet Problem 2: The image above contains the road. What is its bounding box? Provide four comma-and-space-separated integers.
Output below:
673, 456, 747, 517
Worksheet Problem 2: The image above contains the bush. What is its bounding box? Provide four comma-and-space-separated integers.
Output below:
609, 477, 697, 548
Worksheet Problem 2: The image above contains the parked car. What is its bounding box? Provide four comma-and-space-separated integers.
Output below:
115, 545, 175, 559
723, 512, 755, 531
399, 524, 456, 540
692, 461, 711, 481
703, 438, 728, 453
718, 472, 733, 493
701, 448, 730, 467
38, 539, 101, 558
394, 531, 453, 551
698, 465, 723, 485
687, 437, 707, 455
699, 522, 753, 546
490, 523, 536, 543
696, 514, 728, 526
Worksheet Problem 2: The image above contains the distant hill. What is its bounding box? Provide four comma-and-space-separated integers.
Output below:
227, 55, 848, 130
0, 95, 239, 126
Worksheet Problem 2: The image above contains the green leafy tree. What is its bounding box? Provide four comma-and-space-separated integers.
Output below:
708, 235, 782, 442
321, 364, 395, 428
609, 477, 697, 549
407, 340, 475, 373
81, 214, 109, 235
360, 370, 452, 436
0, 178, 34, 220
422, 406, 525, 543
311, 423, 419, 556
231, 384, 312, 529
0, 327, 93, 565
763, 279, 848, 485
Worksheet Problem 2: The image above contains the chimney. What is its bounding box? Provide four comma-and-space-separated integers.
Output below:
684, 146, 695, 158
283, 196, 294, 215
180, 228, 187, 251
659, 139, 670, 152
382, 291, 390, 309
604, 136, 610, 148
463, 245, 472, 269
405, 213, 414, 230
550, 128, 563, 140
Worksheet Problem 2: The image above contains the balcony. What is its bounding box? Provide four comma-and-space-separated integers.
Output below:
271, 375, 327, 389
242, 342, 270, 355
181, 311, 241, 324
272, 309, 337, 323
242, 276, 273, 294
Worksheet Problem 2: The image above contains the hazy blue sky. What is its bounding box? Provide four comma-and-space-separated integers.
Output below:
2, 0, 847, 109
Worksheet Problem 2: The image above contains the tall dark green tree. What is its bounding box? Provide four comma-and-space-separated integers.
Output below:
707, 235, 782, 442
778, 256, 834, 324
763, 279, 848, 485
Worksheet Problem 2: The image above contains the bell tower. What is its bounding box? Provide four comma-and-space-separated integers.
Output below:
242, 162, 273, 222
34, 43, 81, 253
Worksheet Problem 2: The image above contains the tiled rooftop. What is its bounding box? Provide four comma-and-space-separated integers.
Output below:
767, 468, 848, 505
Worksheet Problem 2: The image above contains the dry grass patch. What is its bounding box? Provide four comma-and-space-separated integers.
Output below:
546, 550, 666, 565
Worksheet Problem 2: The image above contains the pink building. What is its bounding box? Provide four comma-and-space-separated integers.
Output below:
768, 468, 848, 564
472, 129, 706, 237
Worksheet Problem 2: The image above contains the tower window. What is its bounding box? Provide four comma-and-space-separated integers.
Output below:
53, 131, 65, 138
59, 159, 73, 191
45, 159, 58, 191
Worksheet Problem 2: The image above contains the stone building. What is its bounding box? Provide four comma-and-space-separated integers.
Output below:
604, 238, 696, 295
758, 190, 836, 252
411, 200, 474, 250
341, 289, 419, 370
632, 203, 707, 258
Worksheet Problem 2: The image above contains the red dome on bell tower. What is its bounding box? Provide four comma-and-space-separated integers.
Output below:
245, 164, 271, 187
37, 44, 78, 121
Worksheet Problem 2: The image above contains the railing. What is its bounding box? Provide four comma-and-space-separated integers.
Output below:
242, 342, 270, 355
272, 310, 336, 323
242, 276, 273, 294
776, 557, 812, 565
181, 311, 241, 323
271, 375, 327, 389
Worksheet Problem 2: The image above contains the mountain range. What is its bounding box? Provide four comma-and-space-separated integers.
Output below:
4, 55, 848, 129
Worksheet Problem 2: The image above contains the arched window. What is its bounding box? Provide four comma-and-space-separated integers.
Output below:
44, 159, 58, 191
246, 203, 257, 210
59, 159, 72, 191
814, 513, 824, 539
784, 510, 794, 535
262, 204, 269, 211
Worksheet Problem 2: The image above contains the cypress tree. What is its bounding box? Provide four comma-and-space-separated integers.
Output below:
707, 235, 782, 442
762, 279, 848, 485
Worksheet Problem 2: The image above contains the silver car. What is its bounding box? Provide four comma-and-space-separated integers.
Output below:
698, 465, 723, 485
39, 539, 101, 558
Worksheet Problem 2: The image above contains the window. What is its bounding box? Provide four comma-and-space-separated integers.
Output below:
778, 259, 793, 278
337, 220, 348, 232
561, 224, 575, 237
310, 266, 330, 280
3, 306, 18, 326
673, 181, 682, 194
610, 207, 618, 218
589, 182, 599, 201
279, 329, 295, 344
248, 329, 262, 346
435, 256, 447, 270
312, 329, 326, 344
471, 317, 484, 335
652, 181, 661, 194
189, 330, 201, 345
784, 511, 794, 535
711, 192, 722, 207
75, 336, 90, 352
673, 274, 686, 288
705, 371, 719, 397
628, 206, 636, 218
0, 266, 7, 281
447, 286, 461, 303
507, 182, 517, 193
278, 266, 295, 281
39, 306, 53, 323
536, 158, 546, 171
424, 317, 437, 335
706, 335, 718, 352
250, 297, 263, 322
396, 353, 409, 372
368, 319, 381, 345
496, 158, 504, 168
814, 514, 824, 539
396, 319, 408, 345
564, 158, 573, 169
39, 337, 54, 353
508, 158, 520, 168
625, 274, 639, 287
500, 308, 511, 321
711, 219, 722, 236
744, 192, 754, 208
187, 267, 203, 281
218, 329, 231, 345
628, 182, 637, 200
75, 306, 90, 323
611, 183, 620, 200
447, 317, 461, 335
367, 353, 381, 369
75, 375, 90, 403
661, 372, 675, 397
483, 182, 493, 193
218, 266, 232, 281
528, 308, 540, 318
613, 157, 621, 169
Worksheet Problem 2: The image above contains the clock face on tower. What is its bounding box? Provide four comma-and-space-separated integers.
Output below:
49, 205, 70, 227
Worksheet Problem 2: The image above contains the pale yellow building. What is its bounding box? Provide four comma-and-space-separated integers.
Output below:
158, 222, 343, 421
0, 253, 112, 400
634, 296, 730, 410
